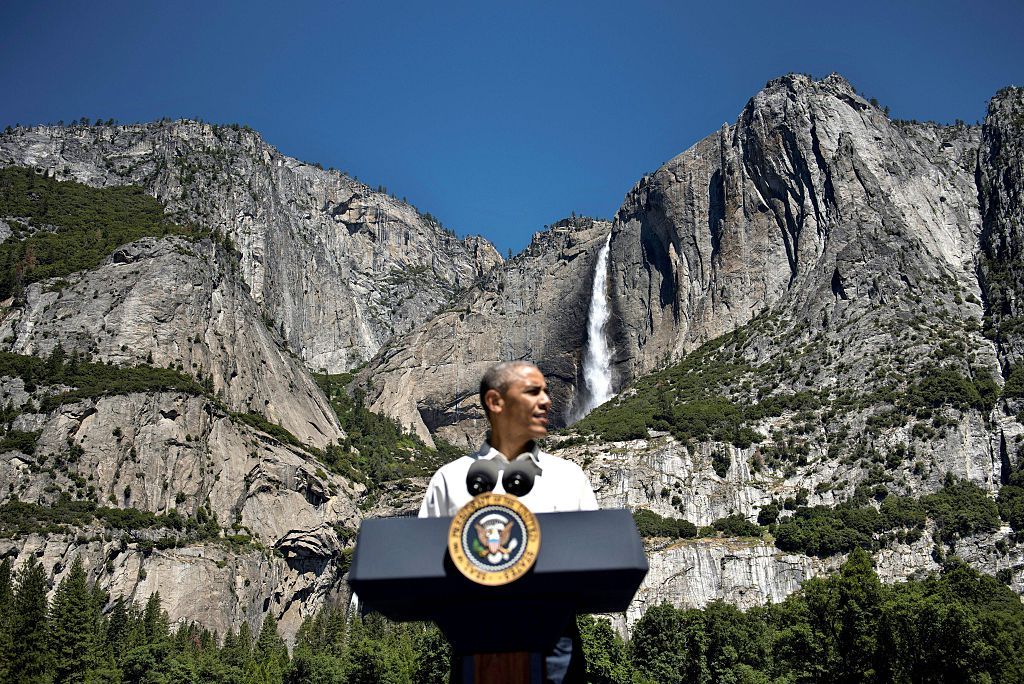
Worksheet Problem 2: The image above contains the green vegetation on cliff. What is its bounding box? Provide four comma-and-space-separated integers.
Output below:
0, 497, 221, 544
573, 332, 773, 446
633, 477, 1002, 560
0, 346, 214, 467
0, 166, 199, 300
0, 346, 316, 460
566, 300, 1011, 554
632, 508, 698, 539
0, 347, 210, 412
314, 372, 464, 492
574, 321, 1000, 450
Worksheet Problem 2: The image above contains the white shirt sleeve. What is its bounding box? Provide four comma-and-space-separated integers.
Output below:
418, 472, 446, 518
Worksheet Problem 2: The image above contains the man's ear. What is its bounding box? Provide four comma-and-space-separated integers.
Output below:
484, 388, 504, 415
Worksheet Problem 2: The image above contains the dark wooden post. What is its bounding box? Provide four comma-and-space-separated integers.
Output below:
467, 652, 539, 684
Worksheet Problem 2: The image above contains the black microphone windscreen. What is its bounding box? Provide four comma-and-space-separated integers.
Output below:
466, 459, 500, 496
502, 462, 536, 497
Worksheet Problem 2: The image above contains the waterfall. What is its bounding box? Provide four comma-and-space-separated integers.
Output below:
573, 233, 614, 420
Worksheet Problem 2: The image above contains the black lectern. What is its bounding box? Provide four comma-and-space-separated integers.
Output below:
349, 509, 648, 682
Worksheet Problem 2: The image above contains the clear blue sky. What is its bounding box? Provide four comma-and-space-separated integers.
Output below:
1, 1, 1021, 256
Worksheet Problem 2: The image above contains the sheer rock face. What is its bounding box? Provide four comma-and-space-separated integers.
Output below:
616, 524, 1023, 633
360, 218, 612, 446
0, 121, 501, 372
0, 382, 361, 643
978, 88, 1024, 388
1, 532, 351, 647
609, 73, 983, 380
0, 75, 1021, 642
363, 75, 990, 450
0, 236, 341, 448
622, 539, 824, 629
563, 79, 1024, 622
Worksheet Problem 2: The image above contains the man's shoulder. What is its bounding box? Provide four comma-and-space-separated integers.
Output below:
537, 450, 587, 475
431, 455, 477, 480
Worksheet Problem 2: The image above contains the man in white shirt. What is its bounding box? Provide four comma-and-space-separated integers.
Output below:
417, 360, 598, 683
418, 360, 598, 517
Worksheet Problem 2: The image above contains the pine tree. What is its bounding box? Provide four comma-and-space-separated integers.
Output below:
12, 555, 53, 683
0, 557, 14, 682
142, 591, 170, 643
49, 556, 100, 683
222, 627, 238, 652
255, 613, 289, 680
236, 620, 255, 664
219, 620, 256, 680
104, 596, 131, 662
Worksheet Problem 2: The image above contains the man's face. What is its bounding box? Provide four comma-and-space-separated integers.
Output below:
489, 366, 551, 442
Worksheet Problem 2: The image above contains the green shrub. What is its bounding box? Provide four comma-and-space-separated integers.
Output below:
757, 502, 780, 526
0, 496, 217, 540
906, 366, 987, 412
0, 349, 208, 411
229, 411, 304, 449
775, 478, 1000, 557
632, 509, 698, 539
312, 373, 462, 491
1003, 364, 1024, 399
0, 167, 200, 299
922, 475, 1000, 541
711, 514, 762, 538
0, 429, 40, 454
998, 469, 1024, 532
711, 450, 730, 478
775, 507, 875, 556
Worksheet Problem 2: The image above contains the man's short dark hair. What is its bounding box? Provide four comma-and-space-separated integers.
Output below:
479, 361, 538, 416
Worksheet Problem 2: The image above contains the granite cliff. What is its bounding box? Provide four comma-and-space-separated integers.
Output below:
0, 74, 1022, 644
0, 120, 501, 639
0, 120, 501, 372
564, 77, 1024, 611
363, 75, 1024, 609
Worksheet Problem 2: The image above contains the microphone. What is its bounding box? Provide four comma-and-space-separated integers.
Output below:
502, 462, 537, 497
466, 459, 501, 496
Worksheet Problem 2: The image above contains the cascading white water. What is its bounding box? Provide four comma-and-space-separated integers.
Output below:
573, 233, 614, 420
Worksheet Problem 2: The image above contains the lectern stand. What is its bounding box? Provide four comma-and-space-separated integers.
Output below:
348, 509, 648, 683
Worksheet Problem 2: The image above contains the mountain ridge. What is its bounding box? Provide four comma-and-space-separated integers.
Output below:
0, 73, 1021, 646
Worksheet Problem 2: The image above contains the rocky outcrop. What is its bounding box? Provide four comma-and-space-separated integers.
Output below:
977, 88, 1024, 407
0, 379, 360, 643
1, 532, 350, 646
0, 121, 501, 372
616, 524, 1024, 632
0, 235, 341, 448
554, 77, 1024, 627
555, 74, 1015, 527
360, 218, 612, 446
623, 538, 823, 628
609, 73, 983, 381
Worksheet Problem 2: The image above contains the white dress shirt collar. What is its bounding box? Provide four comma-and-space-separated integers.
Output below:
473, 435, 543, 473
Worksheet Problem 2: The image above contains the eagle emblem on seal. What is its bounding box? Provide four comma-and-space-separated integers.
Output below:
470, 513, 519, 563
449, 493, 540, 585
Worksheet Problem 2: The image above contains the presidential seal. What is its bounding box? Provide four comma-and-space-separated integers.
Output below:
448, 492, 540, 586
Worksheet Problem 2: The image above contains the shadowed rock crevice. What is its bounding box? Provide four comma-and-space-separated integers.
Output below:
831, 268, 849, 300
